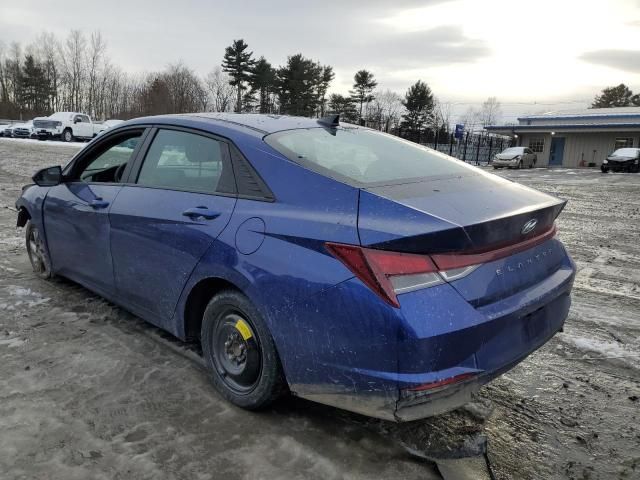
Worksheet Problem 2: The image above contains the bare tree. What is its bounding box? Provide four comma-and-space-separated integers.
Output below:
0, 41, 8, 104
35, 32, 61, 112
59, 30, 87, 111
458, 106, 481, 133
86, 32, 106, 117
433, 99, 452, 132
367, 89, 404, 132
205, 67, 235, 112
479, 96, 501, 127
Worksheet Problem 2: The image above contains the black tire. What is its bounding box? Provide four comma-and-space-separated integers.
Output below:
25, 220, 53, 280
62, 128, 74, 142
201, 290, 286, 409
517, 160, 523, 169
493, 166, 500, 169
601, 166, 609, 173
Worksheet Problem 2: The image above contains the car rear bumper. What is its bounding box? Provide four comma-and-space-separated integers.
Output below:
286, 250, 575, 421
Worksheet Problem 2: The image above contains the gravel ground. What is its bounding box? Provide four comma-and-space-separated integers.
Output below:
0, 138, 638, 480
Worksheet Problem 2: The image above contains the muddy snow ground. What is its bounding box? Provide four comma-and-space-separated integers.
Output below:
0, 138, 638, 480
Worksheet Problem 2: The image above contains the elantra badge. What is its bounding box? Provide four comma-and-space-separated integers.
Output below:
521, 219, 538, 235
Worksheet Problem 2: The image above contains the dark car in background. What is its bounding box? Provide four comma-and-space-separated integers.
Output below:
1, 122, 15, 137
601, 148, 640, 173
11, 121, 36, 139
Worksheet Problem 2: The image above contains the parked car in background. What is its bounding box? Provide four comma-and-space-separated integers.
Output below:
16, 113, 575, 421
601, 148, 640, 173
34, 112, 104, 142
0, 121, 14, 137
10, 121, 36, 139
96, 119, 125, 136
493, 146, 537, 169
2, 123, 15, 137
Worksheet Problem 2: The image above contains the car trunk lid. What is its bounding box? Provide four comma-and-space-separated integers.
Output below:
357, 171, 567, 303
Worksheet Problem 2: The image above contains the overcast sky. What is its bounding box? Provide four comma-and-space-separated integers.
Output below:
2, 0, 640, 120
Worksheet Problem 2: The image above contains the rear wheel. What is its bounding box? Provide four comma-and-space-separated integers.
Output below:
25, 221, 53, 279
201, 290, 286, 409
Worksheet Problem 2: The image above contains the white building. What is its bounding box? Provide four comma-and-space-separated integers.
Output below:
485, 107, 640, 167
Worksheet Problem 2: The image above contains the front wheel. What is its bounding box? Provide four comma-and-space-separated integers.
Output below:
25, 221, 53, 279
601, 166, 609, 173
201, 290, 286, 409
62, 129, 74, 142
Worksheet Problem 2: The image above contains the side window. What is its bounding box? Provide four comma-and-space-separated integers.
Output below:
136, 129, 234, 194
80, 115, 90, 123
76, 132, 142, 183
528, 138, 545, 153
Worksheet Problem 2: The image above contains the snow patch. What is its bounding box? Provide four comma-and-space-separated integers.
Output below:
565, 336, 639, 367
0, 137, 85, 149
4, 286, 50, 308
0, 337, 27, 348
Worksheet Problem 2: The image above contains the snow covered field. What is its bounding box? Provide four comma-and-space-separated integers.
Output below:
0, 138, 638, 479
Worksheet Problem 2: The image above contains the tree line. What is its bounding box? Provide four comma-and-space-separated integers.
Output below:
591, 84, 640, 108
0, 29, 500, 143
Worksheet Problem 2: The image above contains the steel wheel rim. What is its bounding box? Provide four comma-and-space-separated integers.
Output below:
27, 228, 45, 273
212, 310, 262, 394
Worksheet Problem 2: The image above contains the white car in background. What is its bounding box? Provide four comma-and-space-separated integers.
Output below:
97, 119, 124, 136
34, 112, 104, 142
493, 146, 537, 169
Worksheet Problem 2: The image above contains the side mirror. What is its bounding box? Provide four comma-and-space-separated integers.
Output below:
32, 166, 63, 186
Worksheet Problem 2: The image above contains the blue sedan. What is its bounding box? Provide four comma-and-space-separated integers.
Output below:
16, 113, 575, 421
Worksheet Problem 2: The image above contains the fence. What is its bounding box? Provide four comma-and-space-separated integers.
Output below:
418, 131, 515, 165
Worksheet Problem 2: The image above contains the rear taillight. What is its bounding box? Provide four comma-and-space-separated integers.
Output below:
325, 224, 556, 307
325, 243, 474, 307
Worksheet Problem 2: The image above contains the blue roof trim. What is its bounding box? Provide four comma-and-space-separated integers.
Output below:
517, 113, 640, 121
486, 123, 640, 131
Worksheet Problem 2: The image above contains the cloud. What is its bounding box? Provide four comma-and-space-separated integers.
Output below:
579, 49, 640, 73
366, 26, 490, 67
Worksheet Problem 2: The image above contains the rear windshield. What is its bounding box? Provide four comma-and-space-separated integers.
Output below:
264, 127, 472, 186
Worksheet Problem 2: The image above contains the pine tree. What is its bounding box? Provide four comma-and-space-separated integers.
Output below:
401, 80, 435, 142
591, 84, 635, 108
328, 93, 358, 123
222, 39, 254, 113
350, 70, 377, 123
19, 55, 49, 114
249, 57, 276, 113
316, 66, 334, 117
276, 54, 323, 116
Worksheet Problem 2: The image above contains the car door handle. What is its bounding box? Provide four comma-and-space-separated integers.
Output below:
89, 197, 110, 209
182, 207, 220, 220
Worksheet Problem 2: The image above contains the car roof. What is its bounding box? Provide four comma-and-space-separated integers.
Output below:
122, 113, 334, 137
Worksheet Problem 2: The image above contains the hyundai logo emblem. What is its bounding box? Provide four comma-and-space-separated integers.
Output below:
521, 219, 538, 235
